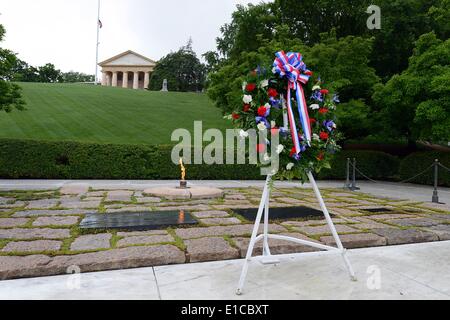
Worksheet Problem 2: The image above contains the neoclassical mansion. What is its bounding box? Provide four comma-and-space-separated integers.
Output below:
98, 50, 156, 90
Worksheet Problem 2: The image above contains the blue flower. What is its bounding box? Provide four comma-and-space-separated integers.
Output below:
332, 94, 340, 103
269, 97, 282, 109
323, 120, 336, 132
255, 116, 270, 129
311, 91, 323, 102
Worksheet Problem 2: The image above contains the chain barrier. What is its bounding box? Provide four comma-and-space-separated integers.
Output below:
438, 162, 450, 172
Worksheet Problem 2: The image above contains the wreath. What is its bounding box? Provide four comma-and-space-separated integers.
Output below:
229, 51, 341, 182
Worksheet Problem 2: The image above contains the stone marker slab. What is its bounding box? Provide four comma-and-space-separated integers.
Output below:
185, 237, 239, 263
70, 234, 112, 251
233, 206, 330, 222
117, 234, 174, 247
371, 228, 439, 245
117, 230, 168, 237
60, 184, 89, 195
233, 233, 321, 257
0, 228, 70, 240
32, 216, 79, 227
0, 218, 29, 228
2, 240, 62, 253
320, 233, 387, 249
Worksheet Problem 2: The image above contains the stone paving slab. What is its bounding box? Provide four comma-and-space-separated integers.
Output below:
135, 197, 161, 203
185, 237, 239, 263
59, 199, 101, 209
25, 199, 59, 209
117, 234, 174, 247
387, 217, 440, 228
0, 228, 70, 240
424, 225, 450, 241
320, 233, 387, 249
191, 211, 230, 218
233, 233, 321, 257
13, 209, 86, 217
70, 234, 112, 251
2, 240, 62, 253
106, 191, 133, 202
371, 228, 439, 245
0, 218, 29, 228
117, 230, 168, 237
32, 216, 79, 227
60, 184, 89, 195
175, 224, 287, 239
292, 224, 358, 236
199, 217, 242, 226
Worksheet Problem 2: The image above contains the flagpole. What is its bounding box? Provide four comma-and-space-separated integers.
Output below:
95, 0, 101, 85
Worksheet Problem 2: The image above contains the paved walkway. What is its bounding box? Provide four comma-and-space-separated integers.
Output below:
0, 241, 448, 300
1, 179, 449, 204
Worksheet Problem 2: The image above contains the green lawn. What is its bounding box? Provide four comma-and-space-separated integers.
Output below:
0, 82, 230, 145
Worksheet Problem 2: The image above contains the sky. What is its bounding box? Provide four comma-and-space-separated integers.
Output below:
0, 0, 265, 75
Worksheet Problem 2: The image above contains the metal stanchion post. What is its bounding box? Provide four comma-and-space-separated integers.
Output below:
432, 159, 439, 203
350, 158, 360, 191
344, 158, 351, 189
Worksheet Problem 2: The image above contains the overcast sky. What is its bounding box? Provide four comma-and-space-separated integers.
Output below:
0, 0, 265, 74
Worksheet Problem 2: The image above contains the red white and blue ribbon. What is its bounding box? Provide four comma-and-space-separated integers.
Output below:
273, 51, 312, 154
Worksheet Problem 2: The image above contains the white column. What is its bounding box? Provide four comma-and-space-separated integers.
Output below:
122, 72, 129, 88
112, 72, 118, 87
133, 72, 139, 90
106, 73, 111, 86
101, 72, 107, 86
144, 72, 150, 89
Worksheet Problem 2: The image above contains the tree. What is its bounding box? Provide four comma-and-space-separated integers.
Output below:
0, 24, 25, 112
59, 71, 94, 83
149, 40, 206, 92
373, 32, 450, 144
38, 63, 61, 83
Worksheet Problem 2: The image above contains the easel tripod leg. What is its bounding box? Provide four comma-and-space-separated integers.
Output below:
307, 172, 357, 281
236, 176, 271, 295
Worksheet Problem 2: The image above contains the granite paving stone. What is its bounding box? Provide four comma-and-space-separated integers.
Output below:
0, 228, 70, 240
70, 234, 112, 251
371, 228, 439, 245
387, 217, 440, 227
2, 240, 62, 253
60, 184, 89, 195
136, 197, 161, 203
25, 199, 59, 209
224, 194, 247, 201
0, 218, 29, 228
185, 237, 239, 262
424, 224, 450, 241
59, 199, 101, 209
233, 233, 321, 257
106, 190, 134, 202
12, 209, 87, 217
117, 230, 168, 237
191, 211, 230, 218
293, 224, 357, 236
32, 216, 79, 227
200, 217, 242, 226
320, 233, 387, 249
175, 224, 287, 239
0, 255, 52, 280
117, 234, 174, 247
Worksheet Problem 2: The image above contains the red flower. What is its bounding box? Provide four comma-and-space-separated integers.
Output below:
317, 152, 325, 161
257, 106, 267, 117
318, 108, 329, 114
289, 147, 296, 157
232, 113, 240, 120
319, 132, 329, 140
256, 144, 266, 153
245, 83, 256, 92
305, 70, 313, 76
320, 89, 329, 95
268, 88, 278, 98
243, 104, 251, 112
310, 118, 317, 124
271, 128, 279, 136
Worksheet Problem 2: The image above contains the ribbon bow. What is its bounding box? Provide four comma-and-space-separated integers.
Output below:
273, 51, 312, 155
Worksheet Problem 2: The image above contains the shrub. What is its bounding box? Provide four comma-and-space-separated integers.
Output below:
318, 150, 400, 180
399, 151, 450, 186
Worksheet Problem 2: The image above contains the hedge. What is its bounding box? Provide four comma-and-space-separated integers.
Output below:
318, 150, 400, 180
399, 151, 450, 187
0, 138, 404, 182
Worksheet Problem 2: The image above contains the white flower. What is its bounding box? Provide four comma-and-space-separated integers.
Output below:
286, 163, 295, 171
313, 133, 320, 141
309, 104, 320, 110
243, 95, 252, 104
271, 120, 276, 128
242, 81, 247, 92
260, 79, 269, 88
312, 85, 321, 91
263, 153, 270, 162
276, 144, 284, 154
257, 122, 267, 131
265, 103, 271, 109
239, 130, 249, 139
272, 67, 277, 74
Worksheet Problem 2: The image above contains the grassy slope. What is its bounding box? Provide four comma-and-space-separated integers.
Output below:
0, 82, 229, 145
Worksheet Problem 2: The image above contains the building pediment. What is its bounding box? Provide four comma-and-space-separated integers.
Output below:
99, 50, 156, 67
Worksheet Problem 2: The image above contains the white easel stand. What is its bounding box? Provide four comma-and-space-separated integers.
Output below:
236, 172, 357, 295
